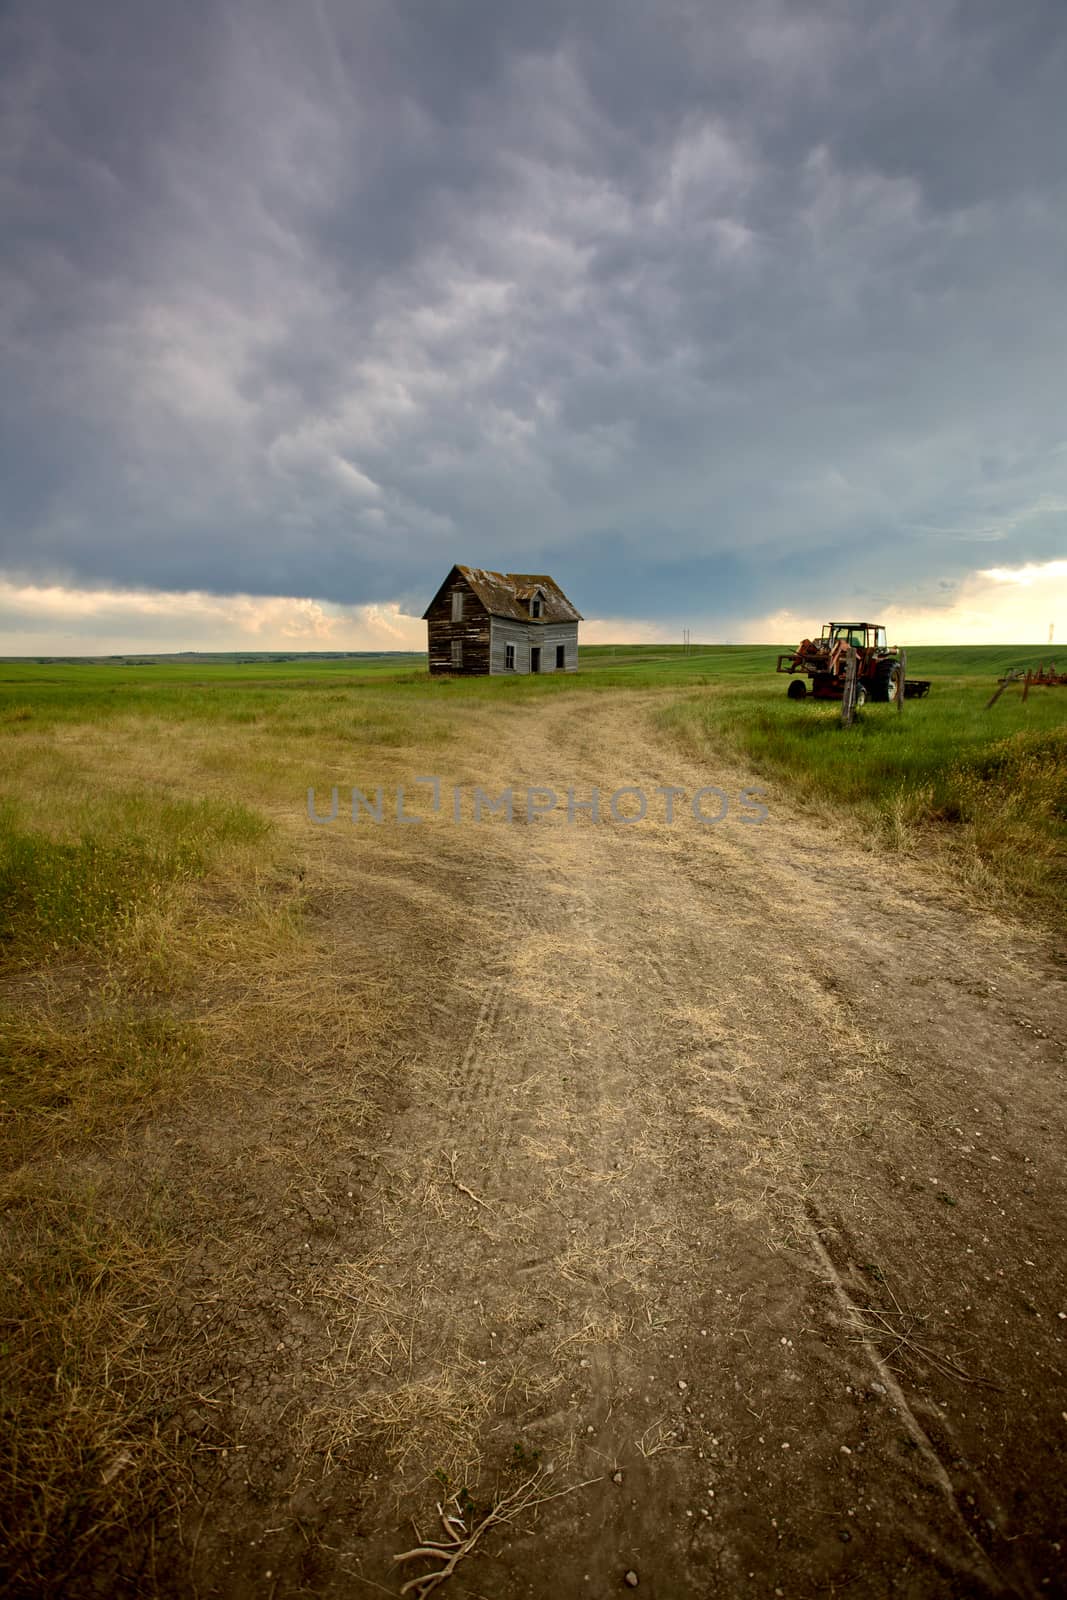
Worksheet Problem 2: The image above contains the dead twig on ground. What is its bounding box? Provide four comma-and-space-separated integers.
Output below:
393, 1469, 600, 1597
446, 1152, 493, 1212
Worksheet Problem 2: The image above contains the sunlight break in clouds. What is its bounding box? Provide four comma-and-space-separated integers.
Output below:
0, 582, 425, 656
732, 560, 1067, 647
981, 559, 1067, 589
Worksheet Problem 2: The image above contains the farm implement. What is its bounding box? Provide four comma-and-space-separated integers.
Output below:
776, 622, 931, 708
986, 661, 1067, 708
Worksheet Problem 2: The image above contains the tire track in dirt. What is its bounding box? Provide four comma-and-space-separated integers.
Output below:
800, 1205, 1029, 1598
428, 700, 1062, 1600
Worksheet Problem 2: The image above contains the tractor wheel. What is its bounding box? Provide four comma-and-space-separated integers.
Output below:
786, 678, 807, 700
873, 662, 901, 702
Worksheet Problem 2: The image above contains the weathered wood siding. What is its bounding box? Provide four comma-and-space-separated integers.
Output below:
489, 618, 579, 674
425, 574, 491, 675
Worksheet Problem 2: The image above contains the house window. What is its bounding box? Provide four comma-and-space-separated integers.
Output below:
451, 590, 464, 621
451, 639, 462, 669
505, 643, 516, 671
531, 597, 542, 618
556, 644, 565, 669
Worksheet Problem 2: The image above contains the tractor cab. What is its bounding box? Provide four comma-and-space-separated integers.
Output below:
821, 623, 886, 652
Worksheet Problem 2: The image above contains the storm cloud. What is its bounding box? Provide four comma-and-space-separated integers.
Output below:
2, 0, 1066, 635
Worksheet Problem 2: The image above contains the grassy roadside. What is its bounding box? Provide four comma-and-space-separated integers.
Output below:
586, 643, 1065, 926
0, 773, 272, 1592
654, 667, 1067, 925
0, 690, 427, 1593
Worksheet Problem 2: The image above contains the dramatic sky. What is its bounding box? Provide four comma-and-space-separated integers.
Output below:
2, 0, 1066, 652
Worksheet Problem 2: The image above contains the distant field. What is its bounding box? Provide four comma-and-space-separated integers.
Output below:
0, 637, 1058, 702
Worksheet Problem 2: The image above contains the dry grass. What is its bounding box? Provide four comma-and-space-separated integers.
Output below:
308, 1254, 501, 1482
0, 1009, 203, 1169
0, 1178, 190, 1595
315, 1369, 498, 1481
636, 1419, 691, 1458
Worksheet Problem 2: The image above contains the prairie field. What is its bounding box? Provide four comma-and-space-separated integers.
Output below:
1, 645, 1064, 1597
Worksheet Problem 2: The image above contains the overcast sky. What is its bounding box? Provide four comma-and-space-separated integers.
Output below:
2, 0, 1066, 651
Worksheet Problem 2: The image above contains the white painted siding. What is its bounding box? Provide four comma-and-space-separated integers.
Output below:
489, 618, 579, 674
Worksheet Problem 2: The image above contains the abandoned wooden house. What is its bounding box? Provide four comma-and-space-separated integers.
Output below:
422, 565, 582, 676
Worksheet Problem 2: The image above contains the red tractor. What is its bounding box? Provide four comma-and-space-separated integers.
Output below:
776, 622, 931, 704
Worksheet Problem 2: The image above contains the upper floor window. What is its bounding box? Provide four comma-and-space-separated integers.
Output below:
451, 590, 464, 621
531, 597, 542, 618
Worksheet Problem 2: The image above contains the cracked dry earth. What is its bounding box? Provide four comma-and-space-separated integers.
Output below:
172, 692, 1065, 1599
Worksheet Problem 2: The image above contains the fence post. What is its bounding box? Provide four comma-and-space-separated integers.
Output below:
841, 647, 859, 726
897, 647, 907, 713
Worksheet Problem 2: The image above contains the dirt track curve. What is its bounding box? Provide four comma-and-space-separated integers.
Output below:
181, 691, 1067, 1599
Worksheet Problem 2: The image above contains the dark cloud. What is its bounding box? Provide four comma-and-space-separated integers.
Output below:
2, 0, 1065, 624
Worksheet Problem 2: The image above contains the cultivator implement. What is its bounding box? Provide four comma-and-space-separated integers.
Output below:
986, 661, 1067, 708
1024, 662, 1067, 689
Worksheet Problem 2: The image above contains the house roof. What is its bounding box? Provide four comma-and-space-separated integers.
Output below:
423, 566, 583, 623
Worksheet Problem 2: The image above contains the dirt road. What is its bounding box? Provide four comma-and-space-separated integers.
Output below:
179, 692, 1067, 1599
